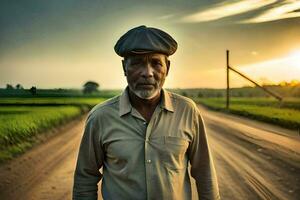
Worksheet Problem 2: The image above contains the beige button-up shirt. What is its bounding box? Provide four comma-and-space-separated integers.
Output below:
73, 88, 220, 200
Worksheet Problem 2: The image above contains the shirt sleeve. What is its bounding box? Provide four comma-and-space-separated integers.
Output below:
188, 106, 220, 200
73, 112, 103, 200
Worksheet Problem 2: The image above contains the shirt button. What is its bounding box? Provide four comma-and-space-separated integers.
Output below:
146, 159, 152, 163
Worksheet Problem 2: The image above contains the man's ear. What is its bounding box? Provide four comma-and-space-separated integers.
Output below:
166, 60, 170, 76
122, 60, 127, 76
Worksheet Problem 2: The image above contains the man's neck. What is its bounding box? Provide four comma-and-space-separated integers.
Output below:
128, 89, 162, 122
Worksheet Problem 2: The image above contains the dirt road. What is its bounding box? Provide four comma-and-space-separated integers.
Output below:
0, 117, 85, 200
0, 106, 299, 200
201, 106, 300, 200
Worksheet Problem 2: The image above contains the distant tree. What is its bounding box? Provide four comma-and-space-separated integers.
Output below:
6, 84, 14, 90
279, 81, 288, 87
237, 91, 243, 97
197, 92, 203, 98
181, 91, 188, 97
216, 92, 222, 97
286, 80, 300, 87
83, 81, 99, 94
16, 84, 23, 90
29, 86, 37, 95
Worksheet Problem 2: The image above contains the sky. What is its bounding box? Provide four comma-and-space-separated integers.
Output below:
0, 0, 299, 89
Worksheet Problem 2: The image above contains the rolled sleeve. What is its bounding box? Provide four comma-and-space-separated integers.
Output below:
188, 107, 220, 200
73, 113, 103, 200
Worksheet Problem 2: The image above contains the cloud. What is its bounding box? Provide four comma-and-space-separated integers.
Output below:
180, 0, 276, 23
240, 0, 300, 23
157, 14, 175, 20
237, 49, 300, 83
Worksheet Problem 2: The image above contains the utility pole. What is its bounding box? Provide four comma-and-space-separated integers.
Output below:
225, 50, 282, 106
226, 50, 230, 109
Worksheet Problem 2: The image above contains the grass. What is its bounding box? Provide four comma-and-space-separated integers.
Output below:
194, 97, 300, 130
0, 97, 108, 163
0, 106, 84, 162
0, 97, 107, 107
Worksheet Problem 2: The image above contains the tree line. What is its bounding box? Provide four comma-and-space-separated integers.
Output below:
3, 81, 100, 96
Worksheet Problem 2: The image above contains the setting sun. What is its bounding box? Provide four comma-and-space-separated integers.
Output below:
287, 50, 300, 68
234, 49, 300, 87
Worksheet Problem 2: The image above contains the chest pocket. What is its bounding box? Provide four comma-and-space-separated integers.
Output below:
163, 136, 189, 170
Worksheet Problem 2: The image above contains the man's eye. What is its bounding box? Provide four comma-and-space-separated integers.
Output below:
130, 61, 142, 66
152, 61, 162, 67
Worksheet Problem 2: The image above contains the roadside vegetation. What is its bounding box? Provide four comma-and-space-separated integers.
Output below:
0, 97, 108, 163
0, 106, 82, 161
193, 97, 300, 130
172, 83, 300, 130
0, 97, 108, 107
0, 82, 118, 163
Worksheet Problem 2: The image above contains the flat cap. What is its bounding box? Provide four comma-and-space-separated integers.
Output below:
114, 25, 177, 57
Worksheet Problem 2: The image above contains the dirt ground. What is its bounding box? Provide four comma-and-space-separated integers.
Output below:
0, 106, 299, 200
0, 117, 85, 200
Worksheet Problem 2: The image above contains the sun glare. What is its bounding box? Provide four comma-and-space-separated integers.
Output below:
286, 49, 300, 72
286, 50, 300, 69
238, 49, 300, 85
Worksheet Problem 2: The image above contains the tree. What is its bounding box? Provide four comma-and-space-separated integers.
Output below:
197, 92, 203, 98
16, 84, 23, 90
6, 84, 14, 90
29, 86, 37, 95
83, 81, 99, 94
181, 91, 188, 97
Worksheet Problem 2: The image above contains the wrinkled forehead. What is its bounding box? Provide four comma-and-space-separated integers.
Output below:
125, 53, 167, 61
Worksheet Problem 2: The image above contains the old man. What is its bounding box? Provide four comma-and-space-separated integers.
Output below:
73, 25, 220, 200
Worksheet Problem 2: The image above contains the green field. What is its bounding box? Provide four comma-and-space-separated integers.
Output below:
0, 97, 107, 107
194, 97, 300, 130
0, 97, 107, 163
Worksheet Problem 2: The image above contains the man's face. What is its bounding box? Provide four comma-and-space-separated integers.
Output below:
123, 53, 170, 100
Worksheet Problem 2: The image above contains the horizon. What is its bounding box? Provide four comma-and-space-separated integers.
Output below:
1, 81, 299, 91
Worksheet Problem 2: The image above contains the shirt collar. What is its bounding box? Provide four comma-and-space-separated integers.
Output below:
160, 89, 174, 113
119, 87, 174, 117
119, 87, 132, 116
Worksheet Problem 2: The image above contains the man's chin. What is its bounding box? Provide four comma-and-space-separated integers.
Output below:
133, 89, 160, 100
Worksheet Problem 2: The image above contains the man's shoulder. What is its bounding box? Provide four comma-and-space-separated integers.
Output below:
167, 90, 198, 109
88, 95, 120, 118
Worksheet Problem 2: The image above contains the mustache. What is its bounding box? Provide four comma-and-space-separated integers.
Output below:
137, 80, 156, 85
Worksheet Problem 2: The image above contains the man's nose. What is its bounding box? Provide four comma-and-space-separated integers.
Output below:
141, 62, 154, 78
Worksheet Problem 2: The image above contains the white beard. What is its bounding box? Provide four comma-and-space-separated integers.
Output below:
129, 85, 161, 99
